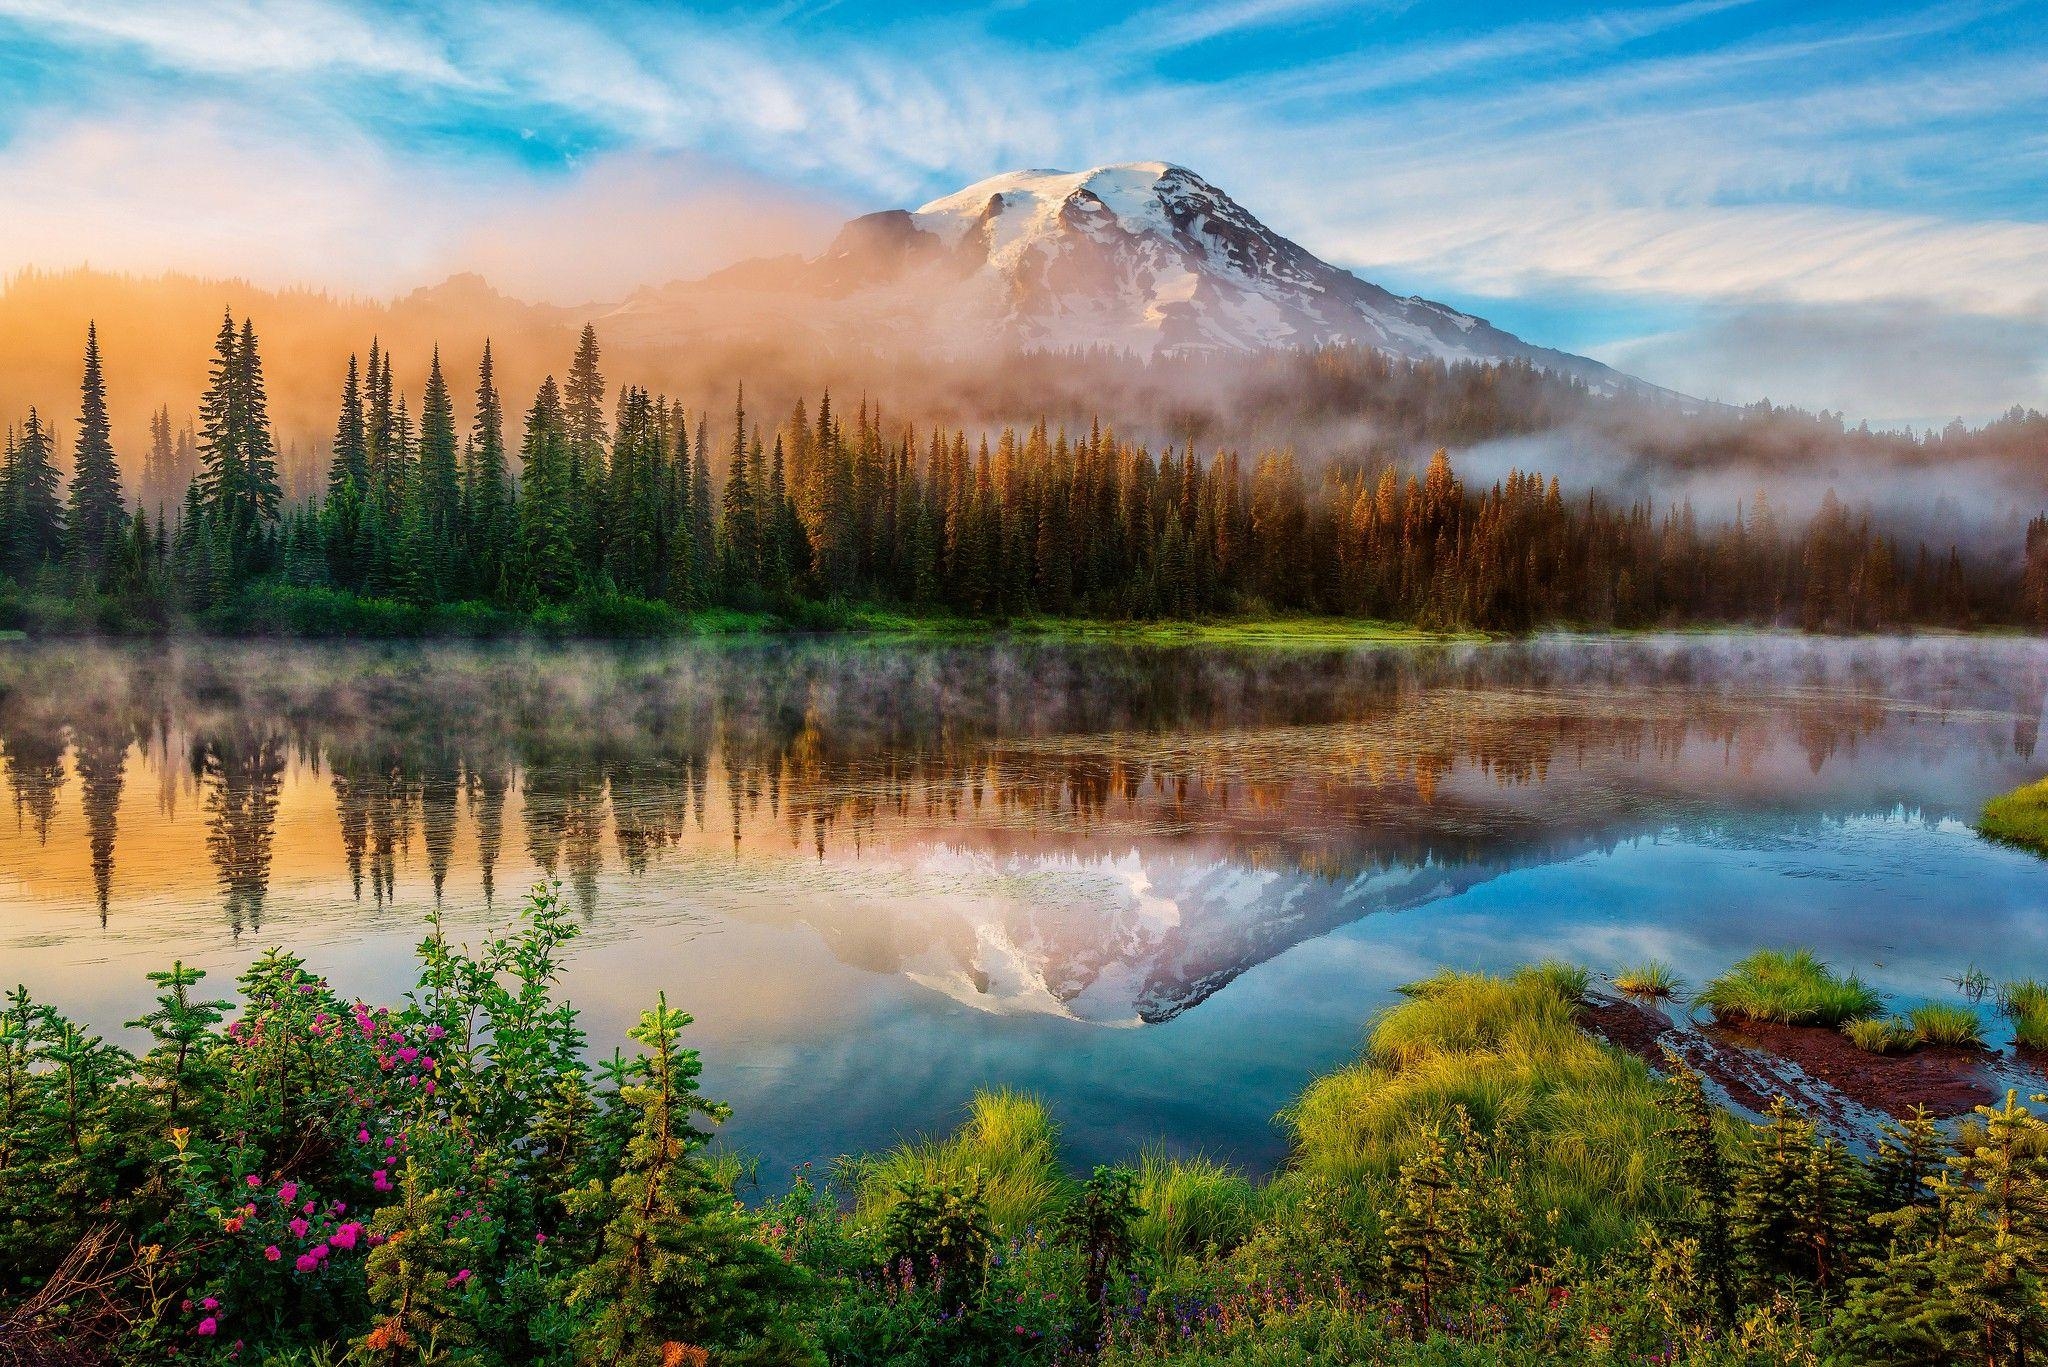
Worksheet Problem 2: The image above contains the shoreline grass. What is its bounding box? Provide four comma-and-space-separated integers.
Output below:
1981, 777, 2048, 858
1696, 948, 1883, 1028
1842, 1017, 1919, 1053
1611, 959, 1682, 999
1908, 1001, 1986, 1048
1284, 964, 1674, 1251
2001, 979, 2048, 1050
2, 581, 1483, 649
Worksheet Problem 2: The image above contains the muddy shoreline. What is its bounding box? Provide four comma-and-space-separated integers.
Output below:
1580, 995, 2043, 1134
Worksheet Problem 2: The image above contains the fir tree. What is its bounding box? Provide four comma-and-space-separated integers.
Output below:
65, 323, 127, 576
3, 408, 65, 575
566, 994, 801, 1365
517, 378, 579, 605
467, 340, 509, 599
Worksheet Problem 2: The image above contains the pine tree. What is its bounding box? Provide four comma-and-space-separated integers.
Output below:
4, 409, 65, 575
1380, 1116, 1474, 1337
566, 994, 801, 1365
517, 378, 579, 605
357, 1160, 476, 1364
467, 340, 509, 600
1661, 1052, 1737, 1326
716, 391, 758, 599
65, 323, 127, 577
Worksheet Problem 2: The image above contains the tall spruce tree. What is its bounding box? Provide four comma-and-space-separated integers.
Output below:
517, 377, 578, 605
466, 340, 509, 599
65, 323, 127, 576
4, 409, 65, 575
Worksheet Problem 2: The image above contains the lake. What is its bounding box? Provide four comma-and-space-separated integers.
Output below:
3, 634, 2046, 1179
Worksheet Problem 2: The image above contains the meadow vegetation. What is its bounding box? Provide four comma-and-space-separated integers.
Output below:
1981, 778, 2048, 858
4, 895, 2048, 1365
1611, 959, 1683, 999
1695, 949, 1883, 1028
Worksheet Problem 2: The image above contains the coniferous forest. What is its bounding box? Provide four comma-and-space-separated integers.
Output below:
4, 314, 2046, 638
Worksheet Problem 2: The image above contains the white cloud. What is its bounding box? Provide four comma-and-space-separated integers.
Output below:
1, 0, 2043, 423
0, 0, 465, 82
0, 105, 848, 302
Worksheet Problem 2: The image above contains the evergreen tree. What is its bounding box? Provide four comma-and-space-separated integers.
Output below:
566, 994, 801, 1365
467, 340, 509, 600
3, 409, 65, 575
65, 323, 127, 576
517, 378, 579, 605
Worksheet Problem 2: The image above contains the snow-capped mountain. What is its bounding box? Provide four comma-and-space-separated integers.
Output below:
606, 161, 1648, 393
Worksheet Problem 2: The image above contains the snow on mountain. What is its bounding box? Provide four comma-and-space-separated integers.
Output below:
605, 160, 1652, 394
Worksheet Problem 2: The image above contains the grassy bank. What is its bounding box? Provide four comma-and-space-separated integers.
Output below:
5, 906, 2047, 1365
1981, 777, 2048, 857
0, 580, 1478, 648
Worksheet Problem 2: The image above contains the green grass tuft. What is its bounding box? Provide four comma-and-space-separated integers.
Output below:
1516, 959, 1592, 1004
1611, 960, 1683, 999
1132, 1148, 1262, 1264
1696, 949, 1883, 1028
1907, 1002, 1985, 1048
1842, 1017, 1918, 1054
839, 1087, 1066, 1234
1283, 967, 1676, 1253
2002, 980, 2048, 1051
1980, 778, 2048, 858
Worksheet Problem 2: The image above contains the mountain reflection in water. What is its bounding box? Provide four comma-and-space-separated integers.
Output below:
4, 636, 2047, 1172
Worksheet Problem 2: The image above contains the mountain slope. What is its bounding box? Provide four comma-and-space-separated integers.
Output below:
606, 161, 1651, 394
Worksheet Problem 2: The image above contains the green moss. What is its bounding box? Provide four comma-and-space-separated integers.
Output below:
1980, 778, 2048, 858
1696, 949, 1883, 1028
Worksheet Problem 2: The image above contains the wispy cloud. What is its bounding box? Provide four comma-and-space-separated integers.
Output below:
0, 0, 2040, 416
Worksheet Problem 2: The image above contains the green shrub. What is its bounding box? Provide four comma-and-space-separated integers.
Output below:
1908, 1002, 1985, 1048
1842, 1017, 1918, 1054
1696, 949, 1883, 1027
1612, 960, 1682, 999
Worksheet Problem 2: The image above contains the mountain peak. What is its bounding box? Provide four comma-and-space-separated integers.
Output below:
610, 161, 1658, 396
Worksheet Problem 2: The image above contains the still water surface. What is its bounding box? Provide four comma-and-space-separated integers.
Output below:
3, 635, 2046, 1176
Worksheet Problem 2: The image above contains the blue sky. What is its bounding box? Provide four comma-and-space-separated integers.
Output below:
0, 0, 2043, 422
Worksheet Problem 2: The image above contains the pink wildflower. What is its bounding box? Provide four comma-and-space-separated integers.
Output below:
244, 1174, 261, 1188
264, 1246, 281, 1262
196, 1318, 217, 1337
289, 1219, 309, 1239
373, 1169, 392, 1192
294, 1254, 317, 1272
277, 1182, 298, 1205
201, 1298, 218, 1311
330, 1223, 361, 1250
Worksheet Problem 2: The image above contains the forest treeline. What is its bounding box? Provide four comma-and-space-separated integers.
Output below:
4, 313, 2048, 634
